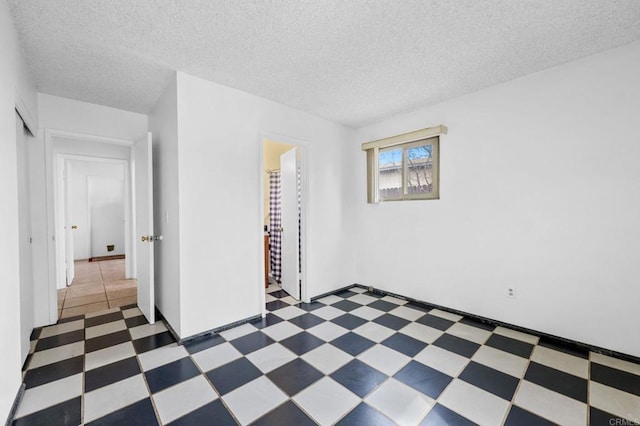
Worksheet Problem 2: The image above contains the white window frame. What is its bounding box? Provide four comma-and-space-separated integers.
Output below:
362, 125, 447, 203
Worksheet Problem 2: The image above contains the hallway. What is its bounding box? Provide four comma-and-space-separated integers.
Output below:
57, 259, 137, 319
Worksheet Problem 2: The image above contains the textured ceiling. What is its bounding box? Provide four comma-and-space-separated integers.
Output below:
8, 1, 640, 127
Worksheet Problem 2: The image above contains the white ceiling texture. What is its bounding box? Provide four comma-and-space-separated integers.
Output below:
8, 1, 640, 127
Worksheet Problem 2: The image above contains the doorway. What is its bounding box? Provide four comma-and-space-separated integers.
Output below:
54, 154, 130, 286
262, 138, 306, 308
66, 159, 127, 268
56, 157, 136, 319
44, 129, 156, 325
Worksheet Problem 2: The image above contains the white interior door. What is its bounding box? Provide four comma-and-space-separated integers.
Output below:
134, 132, 155, 324
64, 161, 75, 284
16, 112, 34, 362
280, 148, 300, 300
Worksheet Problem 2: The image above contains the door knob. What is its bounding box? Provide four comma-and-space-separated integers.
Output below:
71, 225, 78, 230
141, 235, 153, 242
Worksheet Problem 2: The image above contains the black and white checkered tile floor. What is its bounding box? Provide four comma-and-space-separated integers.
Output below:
13, 286, 640, 425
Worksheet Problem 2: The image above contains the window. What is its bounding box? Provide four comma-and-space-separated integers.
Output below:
362, 125, 446, 203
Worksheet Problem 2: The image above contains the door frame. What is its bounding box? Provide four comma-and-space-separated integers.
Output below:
44, 129, 135, 324
63, 158, 74, 286
259, 132, 310, 318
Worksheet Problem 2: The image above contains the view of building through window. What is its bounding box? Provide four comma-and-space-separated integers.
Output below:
378, 143, 434, 201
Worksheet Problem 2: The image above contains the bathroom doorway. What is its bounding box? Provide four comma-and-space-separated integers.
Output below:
262, 138, 305, 308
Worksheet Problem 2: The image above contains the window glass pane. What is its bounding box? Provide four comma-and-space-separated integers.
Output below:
405, 144, 433, 194
379, 148, 402, 200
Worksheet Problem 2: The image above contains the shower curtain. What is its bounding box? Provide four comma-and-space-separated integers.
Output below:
298, 167, 302, 274
268, 168, 302, 285
269, 171, 282, 283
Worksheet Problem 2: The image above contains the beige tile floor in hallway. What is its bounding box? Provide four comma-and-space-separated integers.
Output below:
57, 258, 137, 319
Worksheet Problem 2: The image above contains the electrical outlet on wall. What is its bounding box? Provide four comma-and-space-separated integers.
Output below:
507, 287, 516, 298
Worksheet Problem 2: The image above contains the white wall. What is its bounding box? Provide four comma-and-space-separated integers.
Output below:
89, 176, 125, 257
176, 72, 356, 338
69, 161, 125, 259
38, 93, 147, 141
0, 0, 39, 419
14, 53, 37, 135
352, 40, 640, 358
149, 76, 181, 335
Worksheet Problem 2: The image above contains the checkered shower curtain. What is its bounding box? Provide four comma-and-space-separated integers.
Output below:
298, 167, 302, 274
269, 171, 282, 283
